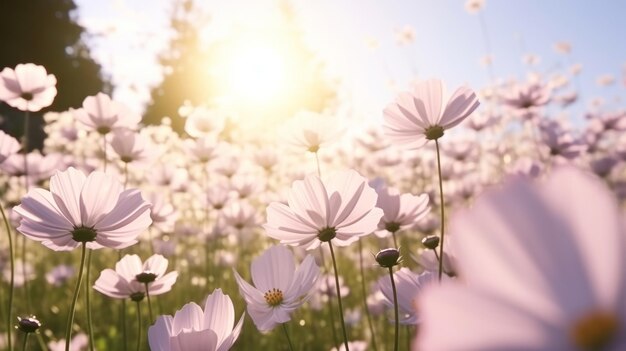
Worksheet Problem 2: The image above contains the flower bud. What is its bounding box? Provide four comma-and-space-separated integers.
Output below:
375, 248, 401, 268
17, 316, 41, 334
422, 235, 440, 250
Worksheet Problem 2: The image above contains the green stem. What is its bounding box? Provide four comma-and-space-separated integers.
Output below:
119, 251, 127, 351
65, 243, 88, 351
22, 110, 30, 190
86, 250, 95, 351
391, 231, 398, 249
22, 234, 32, 312
388, 267, 399, 351
281, 323, 295, 351
36, 332, 47, 351
21, 332, 29, 351
358, 240, 378, 351
319, 249, 338, 347
328, 241, 349, 351
144, 284, 154, 322
135, 301, 142, 351
1, 203, 14, 350
434, 139, 446, 281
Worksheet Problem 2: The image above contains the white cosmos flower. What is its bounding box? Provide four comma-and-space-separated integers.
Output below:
233, 245, 320, 332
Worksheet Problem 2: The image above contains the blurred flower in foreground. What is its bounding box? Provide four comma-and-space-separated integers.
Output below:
148, 289, 244, 351
0, 63, 57, 112
417, 167, 626, 350
48, 333, 88, 351
94, 254, 178, 300
14, 167, 152, 251
383, 79, 480, 149
264, 169, 383, 250
330, 340, 368, 351
233, 245, 320, 332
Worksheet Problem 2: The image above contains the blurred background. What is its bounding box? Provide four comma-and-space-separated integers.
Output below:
1, 0, 625, 144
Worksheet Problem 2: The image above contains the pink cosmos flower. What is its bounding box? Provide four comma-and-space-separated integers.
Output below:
233, 245, 320, 332
148, 289, 244, 351
74, 93, 141, 134
0, 63, 57, 112
94, 254, 178, 300
184, 106, 225, 138
417, 167, 626, 350
110, 129, 150, 163
0, 130, 20, 164
264, 169, 383, 250
383, 79, 480, 149
13, 167, 152, 251
372, 182, 430, 238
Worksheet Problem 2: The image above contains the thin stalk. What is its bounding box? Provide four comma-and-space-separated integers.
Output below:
35, 332, 47, 351
388, 267, 399, 351
1, 203, 14, 350
144, 284, 154, 322
358, 240, 378, 351
22, 110, 30, 190
328, 241, 349, 351
391, 231, 398, 249
123, 162, 129, 189
135, 301, 142, 351
434, 139, 446, 281
102, 134, 107, 172
86, 251, 95, 351
21, 332, 29, 351
65, 243, 88, 351
314, 151, 321, 177
22, 235, 32, 311
281, 323, 295, 351
119, 251, 127, 351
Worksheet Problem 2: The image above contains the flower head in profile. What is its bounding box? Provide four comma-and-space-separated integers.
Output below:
417, 167, 626, 350
74, 93, 141, 134
233, 245, 320, 332
148, 289, 244, 351
94, 254, 178, 301
371, 181, 430, 238
383, 79, 480, 149
0, 63, 57, 112
14, 167, 152, 251
264, 169, 383, 250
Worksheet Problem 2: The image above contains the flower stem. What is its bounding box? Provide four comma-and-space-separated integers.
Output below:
119, 251, 127, 351
135, 301, 142, 351
358, 240, 378, 351
35, 332, 47, 350
144, 284, 154, 322
391, 231, 398, 248
319, 249, 338, 347
102, 134, 107, 172
86, 250, 95, 351
0, 203, 14, 350
123, 162, 129, 189
281, 323, 295, 351
388, 267, 399, 351
21, 332, 29, 351
328, 241, 350, 351
65, 243, 88, 351
434, 139, 446, 281
314, 151, 321, 177
22, 110, 30, 190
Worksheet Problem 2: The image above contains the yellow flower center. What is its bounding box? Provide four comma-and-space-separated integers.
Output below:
570, 310, 619, 351
264, 288, 284, 307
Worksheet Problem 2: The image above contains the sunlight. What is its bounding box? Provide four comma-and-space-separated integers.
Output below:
225, 43, 287, 104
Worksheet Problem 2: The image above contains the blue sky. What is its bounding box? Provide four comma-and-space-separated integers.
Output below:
75, 0, 626, 122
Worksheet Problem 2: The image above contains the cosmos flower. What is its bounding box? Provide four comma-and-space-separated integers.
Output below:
264, 169, 383, 250
285, 110, 343, 153
371, 182, 430, 238
377, 269, 446, 325
148, 289, 244, 351
417, 167, 626, 350
0, 130, 20, 164
110, 129, 151, 164
233, 245, 320, 332
0, 63, 57, 112
13, 167, 152, 251
184, 106, 226, 138
74, 93, 141, 134
94, 254, 178, 300
383, 79, 480, 149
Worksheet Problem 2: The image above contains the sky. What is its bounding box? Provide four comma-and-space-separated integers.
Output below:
75, 0, 626, 124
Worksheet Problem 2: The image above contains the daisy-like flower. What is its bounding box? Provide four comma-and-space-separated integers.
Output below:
148, 289, 244, 351
94, 254, 178, 301
184, 106, 226, 138
383, 79, 480, 150
417, 167, 626, 350
0, 63, 57, 112
74, 93, 141, 134
110, 129, 151, 164
13, 167, 152, 251
0, 130, 20, 164
264, 169, 383, 250
372, 182, 430, 238
286, 110, 343, 153
233, 245, 320, 332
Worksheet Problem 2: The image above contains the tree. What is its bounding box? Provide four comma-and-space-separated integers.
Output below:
0, 0, 106, 150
